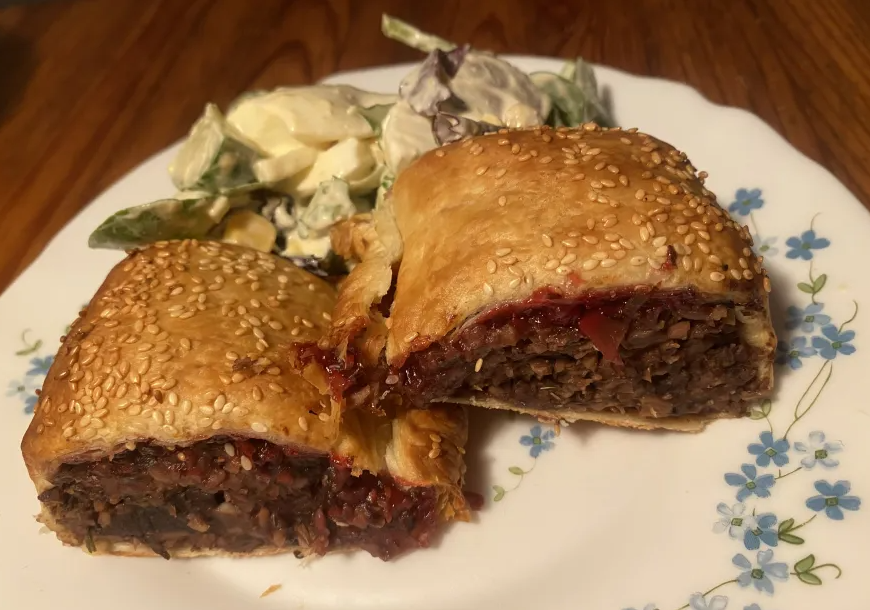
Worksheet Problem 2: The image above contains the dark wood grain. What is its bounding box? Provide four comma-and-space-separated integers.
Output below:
1, 0, 868, 295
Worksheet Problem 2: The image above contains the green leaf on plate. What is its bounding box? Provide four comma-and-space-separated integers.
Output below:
778, 518, 795, 533
508, 466, 524, 476
761, 399, 772, 416
15, 339, 42, 356
797, 282, 815, 294
794, 554, 816, 573
492, 485, 505, 502
797, 572, 823, 586
813, 273, 828, 293
749, 409, 766, 420
778, 532, 805, 545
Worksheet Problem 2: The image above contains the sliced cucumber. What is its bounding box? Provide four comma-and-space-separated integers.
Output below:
168, 104, 263, 192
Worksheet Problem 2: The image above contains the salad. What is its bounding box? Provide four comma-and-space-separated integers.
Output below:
88, 15, 613, 275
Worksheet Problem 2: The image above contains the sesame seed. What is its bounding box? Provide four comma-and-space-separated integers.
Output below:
497, 195, 507, 206
697, 242, 711, 254
251, 422, 268, 433
542, 234, 553, 247
743, 270, 755, 280
428, 448, 441, 459
639, 227, 650, 242
474, 358, 483, 373
240, 456, 253, 471
560, 253, 577, 265
600, 259, 617, 268
582, 236, 599, 245
483, 282, 494, 296
682, 256, 692, 271
509, 278, 522, 288
730, 269, 743, 280
511, 143, 521, 154
268, 383, 285, 394
318, 412, 330, 422
710, 271, 725, 282
763, 276, 772, 292
648, 257, 665, 269
582, 259, 600, 270
495, 247, 512, 257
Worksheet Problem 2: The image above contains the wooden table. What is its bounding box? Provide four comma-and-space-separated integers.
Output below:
1, 0, 868, 295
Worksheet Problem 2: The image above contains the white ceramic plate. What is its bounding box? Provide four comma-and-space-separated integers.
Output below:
2, 58, 869, 610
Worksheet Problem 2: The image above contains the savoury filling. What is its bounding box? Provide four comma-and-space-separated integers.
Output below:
38, 437, 438, 561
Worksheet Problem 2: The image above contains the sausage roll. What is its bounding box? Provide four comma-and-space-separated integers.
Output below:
21, 241, 467, 560
303, 125, 776, 431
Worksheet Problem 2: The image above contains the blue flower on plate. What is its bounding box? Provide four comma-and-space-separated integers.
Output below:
728, 188, 764, 217
23, 394, 38, 415
743, 513, 778, 550
748, 431, 790, 467
622, 605, 657, 610
785, 303, 831, 333
806, 480, 861, 520
774, 337, 816, 369
794, 431, 843, 469
6, 377, 37, 398
812, 325, 856, 360
785, 230, 830, 260
753, 236, 778, 258
6, 377, 40, 414
725, 464, 776, 501
733, 549, 789, 594
713, 502, 750, 538
744, 605, 763, 610
519, 425, 555, 458
26, 355, 54, 376
689, 593, 728, 610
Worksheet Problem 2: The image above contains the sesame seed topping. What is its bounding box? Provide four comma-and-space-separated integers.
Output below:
582, 259, 600, 270
600, 259, 617, 268
560, 253, 577, 265
497, 195, 507, 206
495, 247, 512, 257
483, 282, 494, 296
509, 278, 522, 288
475, 166, 488, 176
582, 236, 599, 245
240, 456, 253, 471
542, 234, 553, 247
251, 422, 268, 433
474, 358, 483, 373
710, 271, 726, 282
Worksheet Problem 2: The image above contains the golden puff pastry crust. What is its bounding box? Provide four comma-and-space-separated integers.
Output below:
384, 125, 773, 367
21, 241, 467, 556
325, 125, 776, 430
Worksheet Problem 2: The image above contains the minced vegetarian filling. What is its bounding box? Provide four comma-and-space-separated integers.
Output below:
400, 294, 765, 417
38, 437, 438, 561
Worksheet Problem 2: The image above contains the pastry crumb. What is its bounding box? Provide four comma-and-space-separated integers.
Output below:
260, 584, 282, 598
